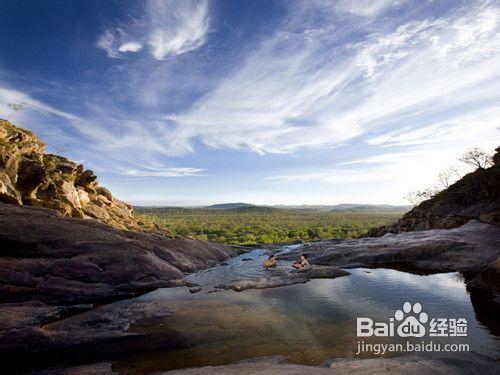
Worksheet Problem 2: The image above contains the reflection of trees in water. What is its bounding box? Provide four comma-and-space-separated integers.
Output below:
467, 285, 500, 337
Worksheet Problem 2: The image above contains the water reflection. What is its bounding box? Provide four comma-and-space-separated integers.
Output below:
114, 249, 499, 373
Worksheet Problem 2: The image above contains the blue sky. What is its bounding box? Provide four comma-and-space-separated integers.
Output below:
0, 0, 499, 206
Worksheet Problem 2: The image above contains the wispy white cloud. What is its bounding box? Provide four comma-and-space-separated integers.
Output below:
335, 0, 406, 17
160, 1, 500, 156
118, 41, 143, 53
146, 0, 209, 60
123, 167, 205, 177
96, 28, 142, 58
0, 86, 81, 122
367, 107, 500, 147
96, 0, 209, 60
3, 0, 500, 205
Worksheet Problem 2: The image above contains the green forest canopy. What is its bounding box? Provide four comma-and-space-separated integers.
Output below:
136, 206, 406, 245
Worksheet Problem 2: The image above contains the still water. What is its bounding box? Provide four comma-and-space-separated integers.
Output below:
114, 248, 500, 373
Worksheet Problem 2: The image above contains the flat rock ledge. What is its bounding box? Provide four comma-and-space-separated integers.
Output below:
0, 203, 238, 304
216, 266, 350, 292
278, 220, 500, 292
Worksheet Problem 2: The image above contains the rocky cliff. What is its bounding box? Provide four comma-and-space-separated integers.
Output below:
367, 146, 500, 236
0, 119, 140, 230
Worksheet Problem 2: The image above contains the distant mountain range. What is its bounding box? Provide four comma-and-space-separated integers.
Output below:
272, 203, 410, 211
205, 203, 256, 209
188, 202, 410, 211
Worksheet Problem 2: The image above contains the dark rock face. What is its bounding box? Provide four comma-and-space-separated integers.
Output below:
0, 203, 236, 304
280, 220, 500, 290
0, 298, 184, 372
38, 362, 117, 375
0, 120, 142, 231
290, 265, 350, 279
367, 147, 500, 236
0, 202, 240, 370
469, 257, 500, 292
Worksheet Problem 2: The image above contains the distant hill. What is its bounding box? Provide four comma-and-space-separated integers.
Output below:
137, 203, 409, 212
272, 204, 409, 211
329, 204, 410, 212
206, 203, 255, 209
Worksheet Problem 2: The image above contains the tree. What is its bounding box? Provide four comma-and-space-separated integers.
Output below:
403, 191, 421, 206
7, 102, 26, 121
459, 147, 494, 170
437, 166, 461, 189
404, 188, 439, 206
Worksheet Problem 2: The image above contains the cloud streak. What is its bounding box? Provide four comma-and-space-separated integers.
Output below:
160, 1, 500, 156
96, 0, 209, 60
2, 0, 500, 205
123, 167, 205, 177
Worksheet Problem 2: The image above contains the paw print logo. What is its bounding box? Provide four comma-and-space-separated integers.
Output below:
395, 302, 428, 337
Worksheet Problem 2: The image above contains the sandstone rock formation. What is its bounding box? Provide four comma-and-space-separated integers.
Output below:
367, 146, 500, 236
0, 119, 139, 230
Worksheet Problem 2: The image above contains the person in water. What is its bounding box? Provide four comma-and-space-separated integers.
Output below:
263, 254, 277, 268
293, 254, 310, 269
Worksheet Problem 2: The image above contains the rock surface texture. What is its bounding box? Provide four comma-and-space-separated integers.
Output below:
0, 202, 237, 371
0, 120, 141, 230
0, 203, 235, 304
279, 220, 500, 291
367, 146, 500, 236
161, 354, 499, 374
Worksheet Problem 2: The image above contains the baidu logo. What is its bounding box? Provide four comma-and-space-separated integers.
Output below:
357, 302, 467, 338
395, 302, 428, 337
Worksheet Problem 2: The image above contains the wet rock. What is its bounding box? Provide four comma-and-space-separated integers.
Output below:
217, 276, 309, 292
290, 266, 350, 279
214, 265, 350, 292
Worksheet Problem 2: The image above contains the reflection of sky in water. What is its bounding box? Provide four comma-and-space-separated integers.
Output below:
136, 249, 499, 372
